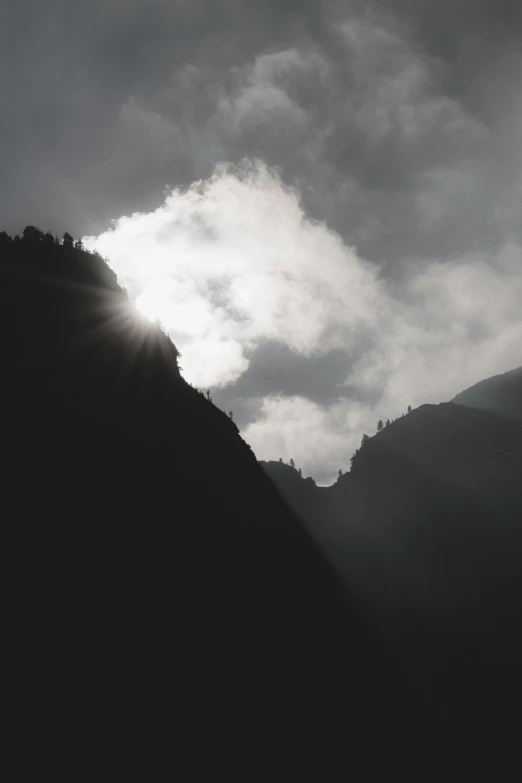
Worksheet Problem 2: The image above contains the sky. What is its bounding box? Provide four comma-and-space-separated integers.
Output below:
2, 0, 522, 483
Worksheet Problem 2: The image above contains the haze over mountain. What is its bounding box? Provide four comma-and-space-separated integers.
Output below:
452, 365, 522, 419
262, 370, 522, 749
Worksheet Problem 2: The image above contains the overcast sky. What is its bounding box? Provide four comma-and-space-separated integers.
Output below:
2, 1, 522, 482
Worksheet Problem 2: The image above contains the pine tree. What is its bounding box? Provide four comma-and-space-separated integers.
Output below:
385, 419, 390, 427
23, 226, 44, 242
408, 405, 412, 414
377, 420, 383, 431
289, 458, 295, 468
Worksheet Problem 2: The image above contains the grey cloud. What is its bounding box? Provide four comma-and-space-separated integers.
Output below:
212, 339, 385, 433
4, 0, 522, 266
217, 341, 353, 403
1, 1, 303, 233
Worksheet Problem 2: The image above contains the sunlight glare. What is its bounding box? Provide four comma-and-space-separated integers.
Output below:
136, 283, 173, 326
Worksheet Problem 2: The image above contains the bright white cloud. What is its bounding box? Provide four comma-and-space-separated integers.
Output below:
84, 160, 383, 388
243, 395, 376, 483
84, 160, 522, 484
351, 244, 522, 411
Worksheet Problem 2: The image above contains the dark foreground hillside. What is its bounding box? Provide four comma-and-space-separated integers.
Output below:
263, 392, 522, 759
0, 230, 448, 776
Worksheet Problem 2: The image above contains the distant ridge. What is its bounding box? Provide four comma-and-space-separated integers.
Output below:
452, 365, 522, 419
262, 371, 522, 758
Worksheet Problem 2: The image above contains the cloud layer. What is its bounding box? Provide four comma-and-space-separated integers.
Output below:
4, 1, 522, 267
85, 162, 383, 386
3, 1, 522, 482
85, 162, 522, 483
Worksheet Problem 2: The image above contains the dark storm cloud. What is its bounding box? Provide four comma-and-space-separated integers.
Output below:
212, 340, 387, 437
3, 0, 522, 262
213, 338, 385, 423
0, 0, 315, 234
217, 342, 353, 406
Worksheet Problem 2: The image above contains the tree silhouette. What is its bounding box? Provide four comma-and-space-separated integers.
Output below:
298, 468, 302, 477
385, 419, 390, 427
154, 317, 169, 335
23, 225, 44, 242
228, 411, 234, 420
338, 469, 342, 478
289, 458, 295, 468
408, 405, 412, 414
377, 420, 383, 431
350, 434, 369, 471
279, 457, 283, 463
62, 232, 73, 246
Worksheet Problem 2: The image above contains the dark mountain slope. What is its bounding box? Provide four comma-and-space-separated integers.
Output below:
452, 365, 522, 419
262, 397, 522, 751
0, 231, 442, 775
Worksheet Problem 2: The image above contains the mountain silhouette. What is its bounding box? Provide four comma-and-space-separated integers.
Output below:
1, 228, 448, 776
3, 228, 520, 774
263, 386, 522, 757
452, 365, 522, 419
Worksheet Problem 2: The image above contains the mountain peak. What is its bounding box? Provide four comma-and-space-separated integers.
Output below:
451, 365, 522, 419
